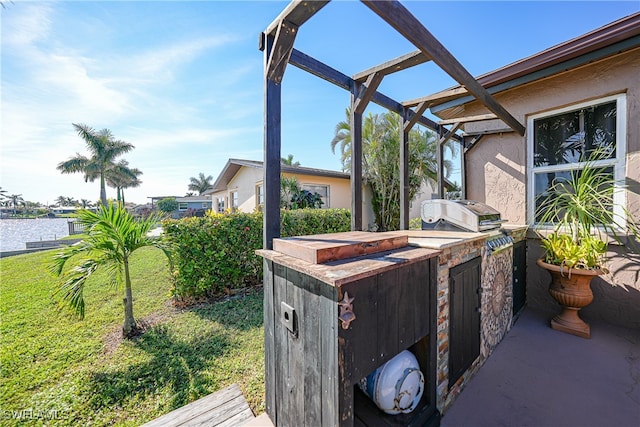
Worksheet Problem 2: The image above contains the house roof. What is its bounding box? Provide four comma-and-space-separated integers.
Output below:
206, 159, 350, 194
175, 196, 212, 202
427, 11, 640, 117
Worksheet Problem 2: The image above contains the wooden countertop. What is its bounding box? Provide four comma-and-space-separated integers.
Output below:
397, 230, 488, 249
257, 246, 440, 287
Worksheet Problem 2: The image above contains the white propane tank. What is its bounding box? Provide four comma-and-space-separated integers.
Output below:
358, 350, 424, 415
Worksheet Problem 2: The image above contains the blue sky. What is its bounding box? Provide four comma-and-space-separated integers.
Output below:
1, 1, 638, 205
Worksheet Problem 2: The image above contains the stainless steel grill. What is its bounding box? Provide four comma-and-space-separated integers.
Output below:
421, 199, 505, 232
421, 199, 513, 254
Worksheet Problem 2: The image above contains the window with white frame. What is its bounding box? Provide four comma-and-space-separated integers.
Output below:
231, 191, 239, 211
178, 202, 188, 211
256, 184, 264, 207
527, 93, 626, 226
217, 197, 225, 212
302, 184, 329, 208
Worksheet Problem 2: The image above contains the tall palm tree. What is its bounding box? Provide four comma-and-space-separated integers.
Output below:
188, 172, 213, 195
50, 202, 171, 338
106, 160, 143, 206
331, 108, 456, 230
8, 194, 23, 215
57, 124, 134, 206
80, 199, 94, 209
281, 154, 301, 167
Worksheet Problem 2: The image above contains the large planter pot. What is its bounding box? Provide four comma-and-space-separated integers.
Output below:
536, 259, 604, 339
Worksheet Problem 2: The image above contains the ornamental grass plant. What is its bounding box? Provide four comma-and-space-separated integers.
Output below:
534, 145, 640, 272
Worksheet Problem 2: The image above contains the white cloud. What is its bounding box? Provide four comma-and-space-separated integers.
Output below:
1, 2, 54, 48
130, 35, 236, 82
0, 2, 264, 205
123, 126, 259, 150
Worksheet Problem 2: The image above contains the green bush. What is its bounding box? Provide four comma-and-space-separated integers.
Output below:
409, 217, 422, 230
163, 209, 350, 300
157, 197, 178, 213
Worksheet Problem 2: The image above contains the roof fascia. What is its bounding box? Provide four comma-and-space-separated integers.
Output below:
432, 35, 640, 114
362, 0, 525, 135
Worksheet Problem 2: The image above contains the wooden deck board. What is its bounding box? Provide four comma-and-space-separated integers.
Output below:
141, 383, 254, 427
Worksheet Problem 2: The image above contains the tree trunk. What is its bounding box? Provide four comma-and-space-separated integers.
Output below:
122, 257, 137, 338
100, 174, 108, 206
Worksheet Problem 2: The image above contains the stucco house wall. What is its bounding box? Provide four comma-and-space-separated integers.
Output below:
281, 172, 351, 210
459, 47, 640, 328
209, 162, 353, 214
227, 167, 264, 212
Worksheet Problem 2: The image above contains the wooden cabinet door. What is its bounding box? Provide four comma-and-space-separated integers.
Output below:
448, 257, 481, 387
512, 241, 527, 315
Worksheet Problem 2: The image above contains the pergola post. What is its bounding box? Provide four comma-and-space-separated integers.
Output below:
350, 88, 363, 231
263, 33, 283, 250
400, 108, 410, 229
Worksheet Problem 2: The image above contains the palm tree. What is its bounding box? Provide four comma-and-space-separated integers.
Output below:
57, 124, 134, 206
50, 202, 171, 338
55, 196, 77, 207
331, 108, 456, 230
188, 172, 213, 195
80, 199, 94, 209
106, 160, 143, 206
8, 194, 23, 215
0, 187, 8, 200
281, 154, 301, 167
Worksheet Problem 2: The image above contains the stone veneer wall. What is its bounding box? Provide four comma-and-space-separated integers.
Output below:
436, 229, 526, 413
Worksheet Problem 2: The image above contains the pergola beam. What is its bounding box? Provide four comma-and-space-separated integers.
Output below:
403, 101, 428, 132
353, 50, 430, 81
289, 48, 351, 90
266, 20, 299, 84
438, 113, 497, 125
362, 0, 526, 136
464, 135, 484, 154
264, 0, 329, 36
288, 49, 462, 142
463, 127, 515, 136
403, 87, 469, 108
353, 72, 384, 114
438, 122, 462, 145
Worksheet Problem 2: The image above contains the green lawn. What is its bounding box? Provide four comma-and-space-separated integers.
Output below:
0, 248, 265, 426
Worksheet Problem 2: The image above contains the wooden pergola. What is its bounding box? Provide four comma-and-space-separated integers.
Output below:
261, 0, 525, 249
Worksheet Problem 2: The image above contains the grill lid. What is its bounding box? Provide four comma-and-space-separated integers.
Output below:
421, 199, 505, 232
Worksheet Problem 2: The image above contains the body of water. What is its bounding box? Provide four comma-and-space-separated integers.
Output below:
0, 218, 71, 252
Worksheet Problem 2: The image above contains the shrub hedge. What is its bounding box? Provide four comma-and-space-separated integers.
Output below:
163, 209, 350, 300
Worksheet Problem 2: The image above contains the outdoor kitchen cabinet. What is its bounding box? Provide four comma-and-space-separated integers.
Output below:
259, 235, 440, 427
448, 256, 481, 388
512, 240, 527, 315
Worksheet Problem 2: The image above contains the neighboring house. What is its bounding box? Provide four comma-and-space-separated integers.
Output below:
206, 158, 351, 212
427, 12, 640, 327
147, 195, 213, 217
51, 206, 81, 214
207, 158, 451, 228
175, 195, 213, 213
148, 196, 180, 208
